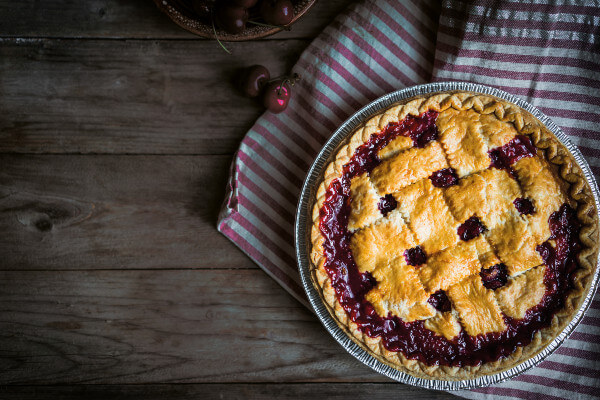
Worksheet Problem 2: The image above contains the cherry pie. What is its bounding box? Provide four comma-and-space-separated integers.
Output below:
310, 92, 598, 380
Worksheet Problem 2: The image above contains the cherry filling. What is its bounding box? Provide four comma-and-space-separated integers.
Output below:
404, 246, 427, 266
411, 120, 438, 148
378, 194, 397, 217
536, 204, 582, 295
385, 109, 439, 148
514, 197, 535, 215
429, 168, 459, 188
489, 135, 537, 177
457, 216, 486, 241
318, 111, 583, 367
428, 290, 451, 312
480, 264, 508, 290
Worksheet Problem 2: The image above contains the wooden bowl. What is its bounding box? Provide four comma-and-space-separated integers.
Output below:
154, 0, 317, 41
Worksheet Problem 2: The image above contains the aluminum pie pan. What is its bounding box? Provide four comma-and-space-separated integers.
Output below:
294, 81, 600, 391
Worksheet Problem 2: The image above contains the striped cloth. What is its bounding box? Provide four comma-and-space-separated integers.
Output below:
217, 0, 600, 397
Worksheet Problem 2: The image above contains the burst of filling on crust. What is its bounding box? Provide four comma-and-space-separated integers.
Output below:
318, 109, 582, 367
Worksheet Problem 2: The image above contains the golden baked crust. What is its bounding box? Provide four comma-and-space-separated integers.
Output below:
348, 173, 381, 232
424, 311, 462, 340
366, 258, 436, 323
309, 91, 599, 380
514, 156, 568, 242
444, 168, 521, 227
370, 141, 448, 194
497, 265, 546, 319
350, 211, 414, 273
418, 238, 482, 293
437, 108, 491, 177
394, 179, 459, 255
447, 275, 507, 336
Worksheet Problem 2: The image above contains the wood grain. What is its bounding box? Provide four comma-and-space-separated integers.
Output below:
0, 384, 457, 399
0, 154, 253, 269
0, 269, 384, 384
0, 0, 350, 40
0, 38, 309, 155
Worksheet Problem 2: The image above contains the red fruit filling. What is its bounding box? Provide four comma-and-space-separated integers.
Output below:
489, 135, 537, 177
384, 110, 439, 149
457, 216, 486, 241
428, 290, 452, 312
514, 197, 535, 215
404, 246, 427, 266
480, 264, 508, 290
318, 111, 583, 366
429, 168, 459, 188
377, 194, 397, 217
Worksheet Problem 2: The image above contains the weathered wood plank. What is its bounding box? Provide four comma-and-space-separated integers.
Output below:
0, 269, 385, 384
0, 0, 351, 40
0, 383, 458, 399
0, 38, 308, 155
0, 155, 254, 269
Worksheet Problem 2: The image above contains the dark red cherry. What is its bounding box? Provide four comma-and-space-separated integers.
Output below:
262, 80, 291, 113
241, 65, 270, 97
260, 0, 294, 26
215, 4, 248, 34
233, 0, 258, 7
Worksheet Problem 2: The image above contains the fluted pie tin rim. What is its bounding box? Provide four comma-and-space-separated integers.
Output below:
294, 81, 600, 390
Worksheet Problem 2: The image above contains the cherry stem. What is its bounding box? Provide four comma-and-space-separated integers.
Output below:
269, 73, 301, 89
211, 11, 231, 54
247, 20, 292, 31
277, 79, 288, 96
275, 74, 301, 96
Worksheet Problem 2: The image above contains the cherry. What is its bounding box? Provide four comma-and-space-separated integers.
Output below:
262, 80, 291, 113
215, 4, 248, 34
241, 65, 270, 98
233, 0, 258, 7
260, 0, 294, 26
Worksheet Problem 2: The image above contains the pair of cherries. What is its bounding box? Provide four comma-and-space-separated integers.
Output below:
193, 0, 294, 34
241, 65, 299, 113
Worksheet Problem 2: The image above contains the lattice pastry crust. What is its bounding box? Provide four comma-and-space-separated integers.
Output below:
309, 91, 599, 380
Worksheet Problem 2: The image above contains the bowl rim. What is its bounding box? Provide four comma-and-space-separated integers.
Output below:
153, 0, 318, 41
294, 81, 600, 390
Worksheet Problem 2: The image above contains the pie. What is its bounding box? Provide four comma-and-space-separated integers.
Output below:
309, 91, 599, 380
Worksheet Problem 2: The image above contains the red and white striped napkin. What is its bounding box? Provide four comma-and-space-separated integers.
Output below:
217, 0, 600, 397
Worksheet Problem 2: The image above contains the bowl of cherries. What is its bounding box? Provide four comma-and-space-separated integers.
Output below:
154, 0, 317, 40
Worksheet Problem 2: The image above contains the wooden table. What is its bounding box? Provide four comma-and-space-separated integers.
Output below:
0, 1, 457, 398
